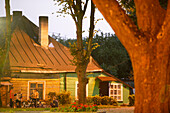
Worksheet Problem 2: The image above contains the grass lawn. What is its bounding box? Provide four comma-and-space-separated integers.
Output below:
0, 105, 124, 112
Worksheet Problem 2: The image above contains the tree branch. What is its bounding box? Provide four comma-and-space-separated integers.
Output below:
157, 0, 170, 43
92, 0, 140, 51
83, 0, 89, 16
134, 0, 166, 37
86, 0, 95, 58
68, 0, 77, 23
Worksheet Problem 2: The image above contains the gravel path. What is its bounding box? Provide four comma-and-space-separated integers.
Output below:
0, 107, 134, 113
98, 107, 134, 113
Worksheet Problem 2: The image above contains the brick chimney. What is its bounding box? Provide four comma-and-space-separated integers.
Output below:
39, 16, 49, 47
13, 11, 22, 21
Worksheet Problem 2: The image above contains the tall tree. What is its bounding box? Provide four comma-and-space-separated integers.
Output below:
0, 0, 11, 106
55, 0, 95, 104
0, 0, 11, 78
93, 0, 170, 113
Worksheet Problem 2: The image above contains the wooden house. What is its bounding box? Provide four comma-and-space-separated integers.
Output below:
0, 11, 132, 107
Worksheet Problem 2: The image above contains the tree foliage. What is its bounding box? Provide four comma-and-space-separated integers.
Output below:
54, 32, 133, 80
91, 32, 133, 79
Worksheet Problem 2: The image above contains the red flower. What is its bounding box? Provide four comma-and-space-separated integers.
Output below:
90, 105, 92, 108
84, 105, 88, 107
73, 102, 76, 104
72, 105, 74, 107
93, 104, 97, 106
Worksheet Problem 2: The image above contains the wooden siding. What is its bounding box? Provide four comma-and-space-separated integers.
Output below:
10, 78, 60, 101
0, 86, 9, 107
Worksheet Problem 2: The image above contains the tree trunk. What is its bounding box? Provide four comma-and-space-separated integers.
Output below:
92, 0, 170, 112
131, 40, 170, 113
75, 10, 88, 104
76, 65, 88, 104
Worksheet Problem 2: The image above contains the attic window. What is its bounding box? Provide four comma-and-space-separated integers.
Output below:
48, 42, 54, 48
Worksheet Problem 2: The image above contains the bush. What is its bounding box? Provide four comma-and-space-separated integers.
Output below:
128, 94, 135, 106
48, 91, 71, 105
87, 96, 118, 106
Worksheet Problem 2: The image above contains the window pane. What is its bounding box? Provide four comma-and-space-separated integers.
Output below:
118, 96, 121, 100
30, 83, 36, 88
110, 85, 113, 89
110, 90, 113, 95
114, 96, 117, 99
38, 84, 43, 88
114, 85, 117, 89
118, 85, 121, 89
118, 90, 121, 95
30, 89, 34, 97
38, 89, 43, 100
114, 90, 117, 95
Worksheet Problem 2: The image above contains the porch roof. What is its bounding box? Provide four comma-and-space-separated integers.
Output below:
96, 77, 116, 81
0, 82, 13, 86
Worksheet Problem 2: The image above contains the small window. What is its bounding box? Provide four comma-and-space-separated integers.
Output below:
109, 83, 123, 101
29, 82, 44, 100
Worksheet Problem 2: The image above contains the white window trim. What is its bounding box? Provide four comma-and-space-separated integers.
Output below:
109, 83, 123, 101
27, 81, 46, 100
75, 81, 88, 100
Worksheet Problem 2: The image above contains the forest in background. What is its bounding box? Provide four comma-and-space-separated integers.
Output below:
52, 31, 133, 80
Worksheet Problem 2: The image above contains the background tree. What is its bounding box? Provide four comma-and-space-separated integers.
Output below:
0, 0, 11, 106
93, 0, 170, 113
91, 32, 132, 79
0, 0, 11, 77
54, 32, 133, 80
54, 0, 95, 104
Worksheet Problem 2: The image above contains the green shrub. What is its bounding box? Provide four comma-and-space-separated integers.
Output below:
93, 95, 102, 105
48, 91, 71, 105
128, 94, 135, 106
87, 96, 118, 106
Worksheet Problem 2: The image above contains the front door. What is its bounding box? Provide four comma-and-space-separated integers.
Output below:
99, 82, 109, 96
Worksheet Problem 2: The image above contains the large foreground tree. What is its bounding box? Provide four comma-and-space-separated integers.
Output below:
92, 0, 170, 113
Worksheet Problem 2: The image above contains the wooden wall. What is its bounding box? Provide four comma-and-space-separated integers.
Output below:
0, 86, 8, 107
10, 78, 60, 101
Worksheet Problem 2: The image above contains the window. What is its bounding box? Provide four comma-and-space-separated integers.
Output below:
75, 81, 88, 100
28, 81, 45, 100
109, 83, 123, 101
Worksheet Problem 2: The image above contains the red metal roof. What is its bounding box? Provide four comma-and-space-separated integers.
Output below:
9, 16, 103, 73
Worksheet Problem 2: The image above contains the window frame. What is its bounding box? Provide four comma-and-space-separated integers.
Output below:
27, 81, 46, 100
109, 83, 123, 101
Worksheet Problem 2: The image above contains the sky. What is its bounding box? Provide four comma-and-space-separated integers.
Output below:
0, 0, 114, 39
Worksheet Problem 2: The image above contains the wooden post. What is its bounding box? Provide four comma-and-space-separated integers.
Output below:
64, 73, 67, 91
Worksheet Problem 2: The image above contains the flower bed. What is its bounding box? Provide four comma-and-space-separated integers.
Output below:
48, 102, 98, 112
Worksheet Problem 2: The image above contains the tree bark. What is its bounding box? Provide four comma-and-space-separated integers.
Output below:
0, 0, 11, 76
92, 0, 170, 112
76, 65, 88, 104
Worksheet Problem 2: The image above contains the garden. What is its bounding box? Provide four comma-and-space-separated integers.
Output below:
0, 91, 135, 113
